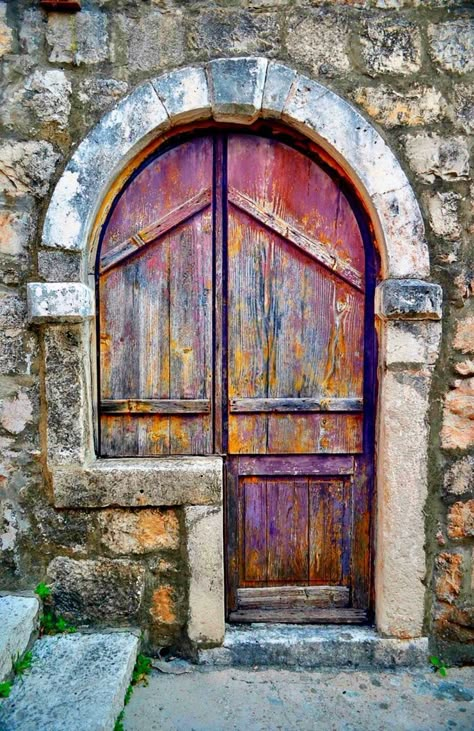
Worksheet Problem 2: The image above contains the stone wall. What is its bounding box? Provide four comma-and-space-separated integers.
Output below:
0, 0, 473, 660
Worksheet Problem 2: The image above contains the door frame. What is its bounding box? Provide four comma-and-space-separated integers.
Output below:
35, 59, 442, 644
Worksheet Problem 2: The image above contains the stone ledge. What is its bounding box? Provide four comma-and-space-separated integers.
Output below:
27, 282, 94, 323
376, 279, 442, 321
52, 456, 223, 508
197, 625, 429, 669
0, 596, 40, 682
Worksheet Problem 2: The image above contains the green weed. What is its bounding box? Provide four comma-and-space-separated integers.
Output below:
34, 582, 51, 600
0, 681, 12, 698
39, 610, 76, 636
114, 709, 125, 731
430, 655, 448, 677
12, 651, 33, 677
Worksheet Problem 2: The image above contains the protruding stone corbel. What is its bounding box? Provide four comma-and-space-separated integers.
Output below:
375, 279, 442, 321
27, 282, 94, 323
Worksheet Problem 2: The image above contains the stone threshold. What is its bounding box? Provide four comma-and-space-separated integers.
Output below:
197, 624, 429, 669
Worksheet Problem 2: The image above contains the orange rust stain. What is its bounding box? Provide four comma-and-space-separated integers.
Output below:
138, 510, 180, 551
150, 586, 176, 625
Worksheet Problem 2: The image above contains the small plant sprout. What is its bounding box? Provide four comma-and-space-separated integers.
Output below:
12, 651, 33, 677
0, 681, 12, 698
430, 655, 448, 677
34, 582, 51, 600
132, 654, 152, 687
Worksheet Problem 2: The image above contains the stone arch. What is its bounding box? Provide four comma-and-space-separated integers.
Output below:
29, 58, 442, 645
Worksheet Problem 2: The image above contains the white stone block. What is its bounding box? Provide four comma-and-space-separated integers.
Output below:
208, 57, 268, 123
185, 505, 225, 647
42, 83, 169, 252
0, 595, 39, 681
27, 283, 94, 323
153, 66, 211, 126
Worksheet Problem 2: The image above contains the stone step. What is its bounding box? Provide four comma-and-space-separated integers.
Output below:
197, 625, 429, 669
0, 631, 139, 731
0, 595, 40, 681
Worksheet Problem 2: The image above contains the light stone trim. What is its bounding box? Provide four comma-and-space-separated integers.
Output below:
52, 457, 223, 509
27, 282, 94, 323
185, 506, 225, 646
375, 279, 442, 321
41, 58, 429, 280
38, 57, 443, 644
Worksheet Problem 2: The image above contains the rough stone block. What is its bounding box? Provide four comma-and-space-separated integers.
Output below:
262, 61, 296, 119
376, 279, 442, 321
404, 133, 470, 182
188, 10, 280, 59
353, 85, 446, 128
0, 141, 60, 199
428, 20, 474, 74
447, 500, 474, 540
23, 70, 72, 131
426, 190, 461, 240
0, 632, 139, 731
42, 82, 169, 252
43, 325, 90, 465
208, 57, 268, 123
0, 595, 39, 681
442, 379, 474, 451
52, 457, 223, 508
77, 78, 129, 125
37, 250, 82, 283
117, 11, 185, 73
435, 552, 463, 603
385, 320, 441, 368
46, 10, 109, 66
98, 508, 180, 555
0, 5, 13, 58
444, 456, 474, 497
452, 83, 474, 134
27, 283, 94, 323
47, 557, 146, 623
286, 9, 350, 77
153, 66, 211, 126
0, 391, 34, 435
453, 316, 474, 354
185, 505, 225, 646
360, 16, 422, 76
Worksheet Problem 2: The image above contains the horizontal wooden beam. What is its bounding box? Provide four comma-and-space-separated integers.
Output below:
238, 585, 350, 609
230, 397, 363, 413
228, 607, 367, 624
228, 186, 364, 292
101, 399, 211, 415
99, 188, 212, 273
235, 455, 354, 476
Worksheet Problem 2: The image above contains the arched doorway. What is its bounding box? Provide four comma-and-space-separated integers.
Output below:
96, 127, 378, 623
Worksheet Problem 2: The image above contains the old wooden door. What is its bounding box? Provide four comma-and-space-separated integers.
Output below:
97, 130, 377, 624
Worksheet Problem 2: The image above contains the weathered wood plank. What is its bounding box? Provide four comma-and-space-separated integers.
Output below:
237, 586, 350, 609
241, 477, 267, 583
230, 397, 363, 413
101, 399, 211, 414
266, 479, 309, 583
310, 479, 349, 584
236, 455, 354, 476
228, 608, 368, 624
228, 186, 364, 292
99, 188, 212, 273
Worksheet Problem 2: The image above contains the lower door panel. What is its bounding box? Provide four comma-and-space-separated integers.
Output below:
226, 456, 368, 623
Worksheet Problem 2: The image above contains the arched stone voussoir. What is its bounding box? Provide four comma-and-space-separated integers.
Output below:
42, 56, 429, 279
42, 81, 170, 253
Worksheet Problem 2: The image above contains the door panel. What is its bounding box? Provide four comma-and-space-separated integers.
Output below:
97, 130, 376, 623
98, 137, 213, 456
